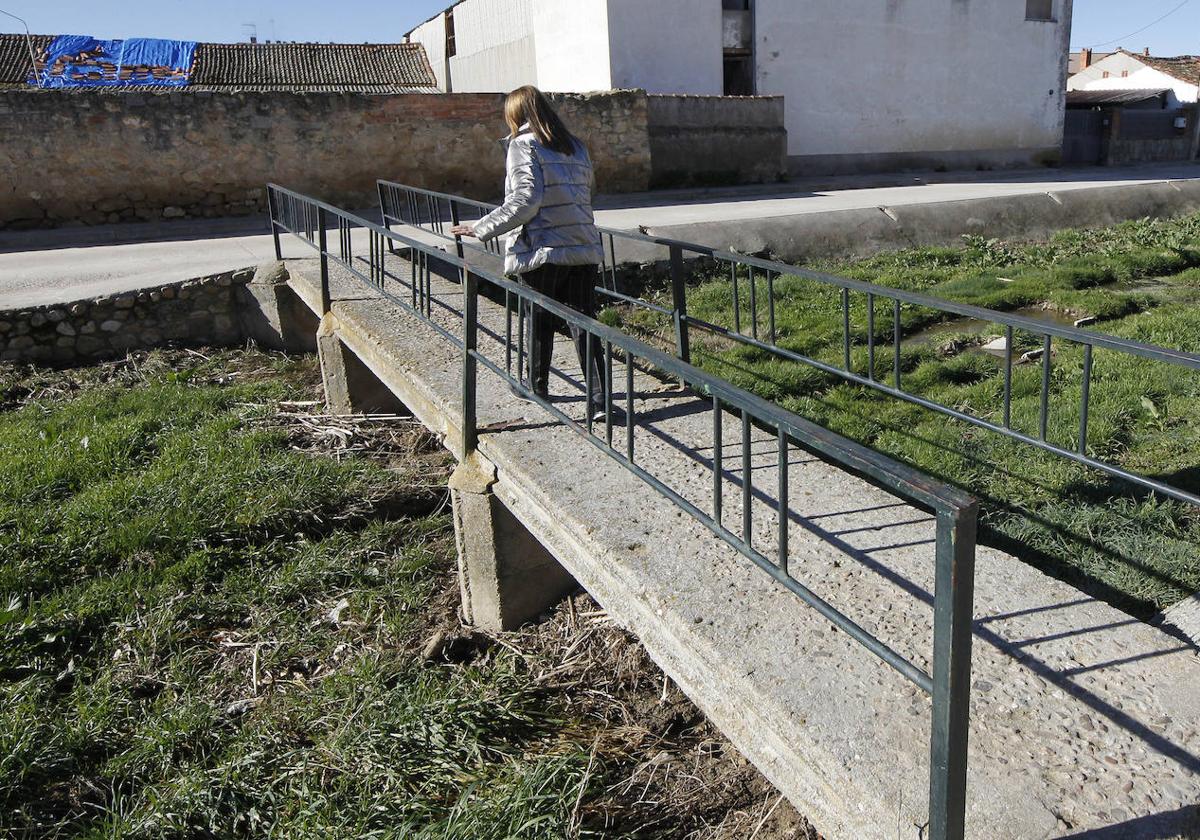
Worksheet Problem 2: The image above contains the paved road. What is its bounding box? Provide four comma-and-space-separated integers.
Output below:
3, 164, 1199, 309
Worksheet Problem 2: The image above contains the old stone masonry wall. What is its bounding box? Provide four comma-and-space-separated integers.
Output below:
0, 271, 252, 365
0, 89, 785, 231
0, 89, 651, 231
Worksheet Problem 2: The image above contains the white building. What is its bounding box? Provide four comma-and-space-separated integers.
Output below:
1068, 50, 1200, 109
406, 0, 1073, 175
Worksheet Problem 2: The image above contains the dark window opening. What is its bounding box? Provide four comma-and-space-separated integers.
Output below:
445, 10, 457, 58
724, 55, 754, 96
1025, 0, 1055, 21
722, 0, 751, 9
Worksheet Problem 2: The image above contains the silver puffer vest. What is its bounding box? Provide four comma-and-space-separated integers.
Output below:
473, 128, 604, 275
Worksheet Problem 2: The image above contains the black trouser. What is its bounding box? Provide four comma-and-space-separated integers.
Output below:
518, 263, 604, 405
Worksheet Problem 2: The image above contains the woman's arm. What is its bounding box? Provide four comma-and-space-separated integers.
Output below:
457, 139, 544, 241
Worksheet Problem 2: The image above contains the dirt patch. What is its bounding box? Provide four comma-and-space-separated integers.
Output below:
422, 590, 820, 840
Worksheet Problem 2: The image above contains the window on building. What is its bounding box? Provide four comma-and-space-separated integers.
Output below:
1103, 71, 1110, 79
723, 0, 751, 9
1121, 70, 1129, 77
445, 9, 457, 58
1025, 0, 1055, 21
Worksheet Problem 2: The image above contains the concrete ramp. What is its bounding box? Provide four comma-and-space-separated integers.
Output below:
284, 254, 1200, 840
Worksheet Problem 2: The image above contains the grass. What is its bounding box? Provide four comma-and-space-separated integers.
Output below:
0, 350, 816, 840
0, 351, 597, 839
613, 214, 1200, 616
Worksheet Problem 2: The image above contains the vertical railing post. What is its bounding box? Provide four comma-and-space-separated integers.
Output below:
928, 503, 978, 840
461, 268, 479, 458
317, 206, 331, 316
266, 186, 282, 262
669, 243, 690, 364
449, 199, 465, 261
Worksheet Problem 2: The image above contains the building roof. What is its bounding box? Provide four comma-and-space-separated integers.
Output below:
1132, 51, 1200, 84
1066, 88, 1170, 107
0, 34, 438, 92
190, 42, 437, 92
0, 34, 52, 85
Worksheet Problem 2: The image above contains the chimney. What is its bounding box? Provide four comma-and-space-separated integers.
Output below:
249, 35, 258, 44
1144, 47, 1151, 57
1080, 48, 1093, 69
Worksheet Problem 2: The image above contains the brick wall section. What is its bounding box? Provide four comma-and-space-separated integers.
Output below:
0, 89, 651, 230
647, 94, 787, 188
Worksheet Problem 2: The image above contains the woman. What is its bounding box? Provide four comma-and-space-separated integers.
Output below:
451, 86, 607, 418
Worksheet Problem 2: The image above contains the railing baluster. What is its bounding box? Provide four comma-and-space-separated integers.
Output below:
461, 268, 478, 457
778, 427, 789, 576
267, 187, 282, 261
713, 395, 723, 523
1003, 325, 1014, 429
1040, 334, 1052, 441
749, 266, 759, 340
731, 261, 742, 335
893, 299, 903, 391
742, 409, 752, 550
842, 288, 852, 372
1079, 344, 1093, 456
867, 292, 876, 382
768, 271, 777, 345
608, 234, 618, 292
605, 340, 614, 449
626, 353, 635, 463
317, 206, 330, 316
928, 506, 978, 840
586, 328, 594, 436
669, 244, 690, 364
506, 290, 514, 378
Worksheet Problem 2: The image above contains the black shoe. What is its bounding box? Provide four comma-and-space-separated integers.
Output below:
510, 383, 549, 404
590, 403, 626, 424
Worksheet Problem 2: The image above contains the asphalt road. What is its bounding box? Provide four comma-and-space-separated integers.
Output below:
3, 164, 1199, 309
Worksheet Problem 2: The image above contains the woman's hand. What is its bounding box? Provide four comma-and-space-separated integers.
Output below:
450, 224, 477, 238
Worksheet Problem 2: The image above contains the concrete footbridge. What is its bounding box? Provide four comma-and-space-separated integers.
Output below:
262, 183, 1200, 840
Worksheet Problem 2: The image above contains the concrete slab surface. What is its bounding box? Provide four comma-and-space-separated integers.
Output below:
284, 251, 1200, 840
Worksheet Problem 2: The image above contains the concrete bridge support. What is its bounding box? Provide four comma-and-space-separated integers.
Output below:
317, 315, 408, 415
237, 262, 321, 353
449, 454, 578, 631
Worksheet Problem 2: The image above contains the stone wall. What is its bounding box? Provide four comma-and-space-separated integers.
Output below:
646, 94, 787, 188
0, 264, 321, 366
0, 271, 251, 365
0, 89, 651, 230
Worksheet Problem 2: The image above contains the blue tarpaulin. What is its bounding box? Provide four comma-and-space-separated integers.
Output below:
38, 34, 197, 87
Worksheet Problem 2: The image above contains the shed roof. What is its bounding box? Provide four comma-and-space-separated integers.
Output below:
1066, 88, 1170, 107
0, 34, 438, 92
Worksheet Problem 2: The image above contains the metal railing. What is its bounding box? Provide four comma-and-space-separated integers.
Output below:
376, 180, 1200, 511
269, 183, 980, 840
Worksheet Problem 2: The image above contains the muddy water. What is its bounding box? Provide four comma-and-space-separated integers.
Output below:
902, 306, 1077, 357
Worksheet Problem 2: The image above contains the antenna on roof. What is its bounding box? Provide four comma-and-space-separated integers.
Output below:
0, 7, 38, 84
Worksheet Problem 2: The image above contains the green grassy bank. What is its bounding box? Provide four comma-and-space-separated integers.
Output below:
620, 215, 1200, 616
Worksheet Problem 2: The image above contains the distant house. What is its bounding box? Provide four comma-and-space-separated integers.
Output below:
405, 0, 1073, 175
0, 34, 438, 92
1067, 49, 1115, 77
1068, 49, 1200, 108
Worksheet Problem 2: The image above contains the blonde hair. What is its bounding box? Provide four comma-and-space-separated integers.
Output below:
503, 86, 578, 155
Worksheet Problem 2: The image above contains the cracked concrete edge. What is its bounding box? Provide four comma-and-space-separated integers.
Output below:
1159, 593, 1200, 648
